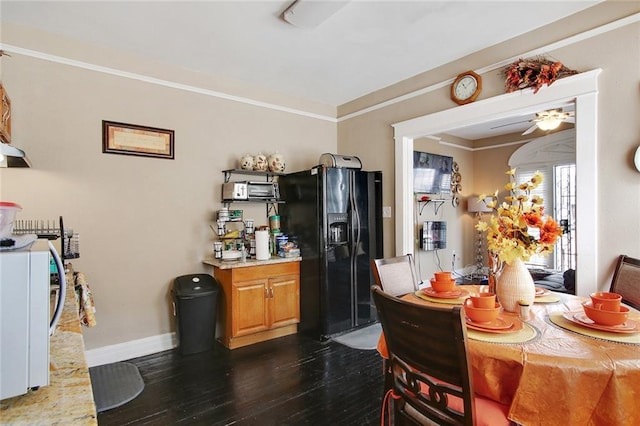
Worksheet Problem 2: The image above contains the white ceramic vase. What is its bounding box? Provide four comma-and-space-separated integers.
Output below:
496, 257, 535, 312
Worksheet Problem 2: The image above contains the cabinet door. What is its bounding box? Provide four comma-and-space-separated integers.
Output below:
269, 274, 300, 329
232, 279, 269, 337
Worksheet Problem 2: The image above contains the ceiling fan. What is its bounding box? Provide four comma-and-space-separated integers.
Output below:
522, 109, 575, 135
489, 108, 575, 136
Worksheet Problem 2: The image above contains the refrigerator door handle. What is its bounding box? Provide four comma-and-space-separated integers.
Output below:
349, 172, 362, 326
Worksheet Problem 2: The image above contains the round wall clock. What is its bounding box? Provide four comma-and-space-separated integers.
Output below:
451, 70, 482, 105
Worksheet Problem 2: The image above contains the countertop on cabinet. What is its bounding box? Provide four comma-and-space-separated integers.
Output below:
203, 255, 301, 269
0, 269, 97, 425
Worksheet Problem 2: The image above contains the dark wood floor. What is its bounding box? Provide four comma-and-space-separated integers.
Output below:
97, 333, 384, 425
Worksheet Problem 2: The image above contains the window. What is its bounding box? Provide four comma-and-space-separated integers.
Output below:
515, 163, 576, 270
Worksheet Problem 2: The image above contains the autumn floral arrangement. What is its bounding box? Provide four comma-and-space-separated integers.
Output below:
476, 169, 563, 265
504, 57, 578, 94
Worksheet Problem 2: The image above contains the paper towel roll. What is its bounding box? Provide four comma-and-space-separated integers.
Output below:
255, 230, 270, 260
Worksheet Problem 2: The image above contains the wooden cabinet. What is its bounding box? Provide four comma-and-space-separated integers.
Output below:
0, 82, 12, 143
213, 260, 300, 349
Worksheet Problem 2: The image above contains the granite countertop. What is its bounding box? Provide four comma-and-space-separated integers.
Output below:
203, 255, 301, 269
0, 269, 97, 425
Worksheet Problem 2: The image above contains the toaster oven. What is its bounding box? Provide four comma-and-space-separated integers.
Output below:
222, 181, 280, 201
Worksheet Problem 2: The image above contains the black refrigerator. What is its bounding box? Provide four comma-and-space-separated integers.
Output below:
279, 166, 383, 340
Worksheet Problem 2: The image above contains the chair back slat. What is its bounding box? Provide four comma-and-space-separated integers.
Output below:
610, 255, 640, 310
371, 285, 475, 426
372, 254, 420, 297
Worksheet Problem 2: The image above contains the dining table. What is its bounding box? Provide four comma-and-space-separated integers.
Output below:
376, 285, 640, 426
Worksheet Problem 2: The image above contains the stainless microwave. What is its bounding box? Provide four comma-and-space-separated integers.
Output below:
222, 181, 280, 201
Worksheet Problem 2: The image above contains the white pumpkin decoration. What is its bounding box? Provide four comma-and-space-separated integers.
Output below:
268, 152, 286, 173
253, 153, 268, 171
239, 154, 254, 170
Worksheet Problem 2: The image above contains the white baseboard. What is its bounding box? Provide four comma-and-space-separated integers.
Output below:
85, 332, 177, 367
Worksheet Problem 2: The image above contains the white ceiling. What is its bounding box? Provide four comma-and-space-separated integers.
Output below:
1, 0, 600, 108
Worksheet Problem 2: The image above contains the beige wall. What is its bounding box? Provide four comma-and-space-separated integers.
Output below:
338, 4, 640, 286
0, 26, 337, 351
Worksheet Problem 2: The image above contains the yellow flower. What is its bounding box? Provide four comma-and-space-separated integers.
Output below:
530, 172, 543, 188
476, 221, 489, 232
506, 168, 517, 176
505, 182, 516, 191
486, 199, 498, 209
531, 195, 543, 205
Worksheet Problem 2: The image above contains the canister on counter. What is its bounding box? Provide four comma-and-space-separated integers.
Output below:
249, 238, 256, 257
270, 231, 283, 255
245, 219, 254, 234
269, 215, 281, 232
216, 219, 226, 236
213, 241, 223, 259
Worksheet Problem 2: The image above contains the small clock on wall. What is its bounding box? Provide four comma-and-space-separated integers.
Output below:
451, 70, 482, 105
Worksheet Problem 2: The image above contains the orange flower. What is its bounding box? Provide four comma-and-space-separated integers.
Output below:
540, 218, 563, 244
523, 212, 543, 228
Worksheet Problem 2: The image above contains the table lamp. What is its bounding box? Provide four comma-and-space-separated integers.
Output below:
467, 196, 492, 279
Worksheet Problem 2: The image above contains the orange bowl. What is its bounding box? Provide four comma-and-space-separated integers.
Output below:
464, 300, 502, 323
434, 271, 452, 282
583, 302, 629, 326
430, 277, 456, 293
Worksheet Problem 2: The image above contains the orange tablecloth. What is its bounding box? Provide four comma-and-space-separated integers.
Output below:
377, 286, 640, 426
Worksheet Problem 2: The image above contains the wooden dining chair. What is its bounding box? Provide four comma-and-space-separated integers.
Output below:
609, 255, 640, 311
371, 285, 511, 426
371, 254, 421, 297
371, 254, 422, 397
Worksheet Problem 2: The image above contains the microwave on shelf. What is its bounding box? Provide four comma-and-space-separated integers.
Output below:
0, 238, 66, 400
222, 181, 280, 201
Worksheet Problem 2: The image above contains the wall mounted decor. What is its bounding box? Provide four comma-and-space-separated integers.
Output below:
503, 57, 578, 94
451, 70, 482, 105
102, 121, 174, 159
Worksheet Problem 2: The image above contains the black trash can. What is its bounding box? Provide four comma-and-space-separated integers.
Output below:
173, 274, 220, 355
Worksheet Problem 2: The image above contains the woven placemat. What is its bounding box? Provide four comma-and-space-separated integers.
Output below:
548, 312, 640, 345
534, 293, 561, 304
467, 322, 538, 344
413, 290, 468, 305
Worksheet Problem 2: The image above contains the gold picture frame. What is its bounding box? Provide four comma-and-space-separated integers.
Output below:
102, 121, 174, 159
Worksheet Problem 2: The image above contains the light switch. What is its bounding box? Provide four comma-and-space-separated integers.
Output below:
382, 206, 392, 218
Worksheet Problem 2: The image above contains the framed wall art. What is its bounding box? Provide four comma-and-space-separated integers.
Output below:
102, 121, 174, 159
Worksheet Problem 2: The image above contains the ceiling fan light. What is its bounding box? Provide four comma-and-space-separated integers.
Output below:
536, 117, 562, 131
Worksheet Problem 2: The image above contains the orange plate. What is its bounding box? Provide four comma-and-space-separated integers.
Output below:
563, 311, 640, 334
466, 317, 524, 334
465, 315, 513, 330
423, 287, 469, 299
535, 287, 550, 297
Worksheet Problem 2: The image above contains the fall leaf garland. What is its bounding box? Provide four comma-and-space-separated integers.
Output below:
504, 57, 578, 94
